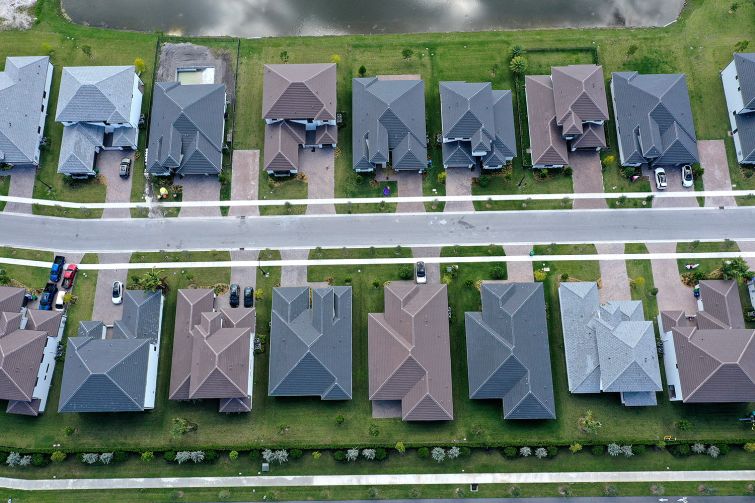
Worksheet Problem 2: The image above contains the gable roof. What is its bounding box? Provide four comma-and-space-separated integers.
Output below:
269, 286, 352, 399
352, 77, 427, 171
465, 283, 555, 420
0, 56, 51, 166
57, 123, 103, 176
368, 282, 453, 420
169, 289, 254, 411
263, 120, 305, 173
552, 65, 609, 127
612, 71, 699, 166
734, 53, 755, 110
525, 76, 569, 166
263, 64, 336, 121
56, 66, 137, 123
146, 82, 225, 176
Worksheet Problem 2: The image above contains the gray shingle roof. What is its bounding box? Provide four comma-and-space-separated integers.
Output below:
113, 290, 163, 342
352, 77, 427, 171
56, 66, 137, 123
734, 53, 755, 110
465, 283, 556, 420
262, 64, 336, 121
269, 286, 352, 399
733, 111, 755, 164
56, 123, 103, 176
559, 282, 661, 406
0, 56, 51, 166
147, 82, 225, 176
612, 71, 699, 166
439, 82, 516, 168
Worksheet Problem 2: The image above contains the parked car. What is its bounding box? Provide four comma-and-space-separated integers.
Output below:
61, 264, 79, 289
415, 261, 427, 284
112, 281, 123, 305
54, 291, 67, 312
40, 282, 59, 311
243, 287, 254, 308
49, 255, 65, 283
119, 158, 131, 178
682, 164, 694, 188
654, 167, 667, 190
229, 283, 240, 308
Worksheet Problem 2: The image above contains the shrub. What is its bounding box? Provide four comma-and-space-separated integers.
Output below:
671, 444, 691, 457
228, 450, 239, 461
112, 451, 128, 463
289, 449, 303, 460
368, 423, 380, 437
534, 270, 547, 282
509, 55, 528, 75
675, 419, 692, 431
691, 443, 706, 454
621, 166, 636, 178
502, 446, 518, 459
395, 441, 406, 454
50, 451, 66, 464
312, 451, 321, 460
569, 443, 582, 454
163, 451, 176, 462
519, 446, 532, 457
621, 445, 634, 458
218, 489, 231, 501
417, 447, 430, 459
100, 452, 114, 465
431, 447, 446, 463
459, 446, 471, 458
335, 414, 345, 425
141, 451, 154, 463
401, 48, 414, 60
437, 171, 447, 183
333, 450, 346, 462
464, 279, 475, 289
547, 446, 558, 458
591, 445, 605, 456
31, 452, 49, 467
362, 448, 376, 461
563, 166, 573, 177
718, 444, 730, 456
399, 265, 413, 280
560, 273, 569, 281
534, 448, 547, 459
477, 175, 490, 188
81, 453, 99, 464
375, 448, 388, 461
650, 287, 659, 296
248, 450, 260, 461
707, 445, 720, 459
578, 410, 602, 434
203, 450, 218, 463
604, 484, 619, 496
607, 443, 622, 457
491, 266, 506, 280
358, 65, 367, 77
744, 442, 755, 453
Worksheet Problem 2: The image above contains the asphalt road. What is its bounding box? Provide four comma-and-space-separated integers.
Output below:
2, 207, 755, 253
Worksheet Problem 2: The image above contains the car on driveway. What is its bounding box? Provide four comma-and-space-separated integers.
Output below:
61, 264, 78, 289
415, 261, 427, 284
54, 291, 67, 312
243, 287, 254, 308
119, 158, 131, 178
112, 281, 123, 305
49, 255, 65, 283
681, 164, 694, 188
40, 282, 59, 311
654, 167, 667, 190
230, 283, 240, 308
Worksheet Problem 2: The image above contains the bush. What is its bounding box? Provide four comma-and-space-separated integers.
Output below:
204, 450, 218, 463
31, 452, 49, 467
141, 451, 154, 463
417, 447, 430, 459
290, 449, 303, 460
718, 444, 730, 456
621, 166, 636, 178
374, 448, 388, 461
228, 450, 239, 461
333, 450, 346, 463
671, 444, 691, 457
534, 270, 547, 282
547, 446, 558, 458
459, 446, 471, 458
591, 445, 605, 456
569, 443, 582, 454
502, 446, 517, 459
399, 265, 413, 280
335, 414, 345, 425
50, 451, 66, 464
112, 451, 128, 463
477, 175, 490, 188
490, 265, 506, 280
164, 451, 176, 462
248, 450, 260, 461
744, 442, 755, 453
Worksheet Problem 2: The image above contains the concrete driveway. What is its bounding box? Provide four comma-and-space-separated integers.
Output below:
444, 168, 474, 212
413, 247, 440, 283
97, 150, 134, 219
595, 242, 630, 302
503, 244, 534, 282
700, 139, 735, 207
178, 175, 221, 217
300, 147, 335, 215
3, 166, 35, 214
394, 171, 424, 213
229, 150, 259, 217
646, 242, 696, 314
569, 151, 606, 209
644, 165, 697, 208
91, 252, 131, 325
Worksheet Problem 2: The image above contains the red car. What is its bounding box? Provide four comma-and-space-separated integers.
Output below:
61, 264, 78, 290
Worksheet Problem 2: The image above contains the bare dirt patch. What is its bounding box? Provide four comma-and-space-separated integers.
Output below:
0, 1, 36, 30
157, 42, 237, 102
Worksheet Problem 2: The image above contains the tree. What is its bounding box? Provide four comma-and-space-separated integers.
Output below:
721, 257, 752, 282
401, 48, 414, 60
578, 410, 602, 434
509, 56, 528, 75
534, 447, 548, 459
607, 443, 622, 457
569, 443, 583, 454
431, 447, 446, 463
510, 45, 525, 58
51, 451, 67, 463
100, 452, 114, 465
519, 446, 532, 457
229, 450, 239, 461
358, 65, 367, 77
675, 419, 692, 431
133, 269, 169, 293
262, 449, 274, 463
447, 446, 460, 459
346, 448, 359, 462
691, 443, 706, 454
362, 448, 376, 460
279, 50, 289, 63
0, 268, 9, 285
170, 417, 197, 438
134, 57, 146, 75
395, 441, 406, 454
141, 451, 154, 463
272, 450, 288, 464
175, 451, 192, 464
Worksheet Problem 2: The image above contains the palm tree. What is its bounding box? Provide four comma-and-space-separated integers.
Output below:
510, 55, 528, 75
135, 269, 169, 293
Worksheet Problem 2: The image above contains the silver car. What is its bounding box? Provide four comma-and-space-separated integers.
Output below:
112, 281, 123, 305
681, 164, 694, 188
654, 167, 667, 190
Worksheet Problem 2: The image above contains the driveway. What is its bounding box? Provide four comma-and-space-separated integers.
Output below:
503, 244, 534, 282
98, 150, 134, 219
178, 176, 221, 217
280, 249, 309, 287
393, 171, 424, 213
413, 247, 440, 283
91, 252, 131, 325
595, 242, 630, 302
700, 139, 736, 207
644, 165, 697, 208
444, 168, 474, 212
569, 151, 605, 209
300, 147, 335, 215
646, 242, 696, 314
3, 166, 35, 214
229, 150, 260, 217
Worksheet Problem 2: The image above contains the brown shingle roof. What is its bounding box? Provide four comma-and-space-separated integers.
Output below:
368, 282, 453, 421
264, 121, 305, 173
525, 76, 569, 166
552, 65, 609, 126
262, 64, 336, 121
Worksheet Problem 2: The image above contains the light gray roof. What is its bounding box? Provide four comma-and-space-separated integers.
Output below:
56, 66, 137, 123
559, 282, 661, 406
147, 82, 225, 176
352, 77, 427, 171
465, 283, 555, 420
0, 56, 51, 166
269, 286, 352, 400
439, 82, 516, 168
262, 64, 336, 121
612, 71, 699, 166
56, 123, 103, 176
734, 53, 755, 110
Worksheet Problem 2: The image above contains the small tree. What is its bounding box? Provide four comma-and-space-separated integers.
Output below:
346, 448, 359, 462
721, 257, 752, 282
362, 448, 376, 460
134, 57, 146, 75
431, 447, 446, 463
395, 441, 406, 454
358, 65, 367, 77
399, 265, 413, 280
0, 269, 9, 285
18, 455, 31, 467
707, 445, 720, 459
675, 419, 692, 431
417, 447, 429, 459
279, 50, 289, 63
100, 452, 114, 465
229, 450, 239, 461
401, 48, 414, 60
578, 410, 602, 434
491, 265, 506, 280
534, 447, 548, 459
335, 414, 345, 426
81, 45, 92, 58
51, 451, 67, 463
509, 56, 528, 75
141, 451, 154, 463
510, 45, 525, 58
133, 269, 169, 293
607, 443, 622, 457
691, 443, 706, 454
519, 446, 532, 457
448, 446, 460, 459
569, 443, 583, 454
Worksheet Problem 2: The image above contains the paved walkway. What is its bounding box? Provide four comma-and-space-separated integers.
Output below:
91, 252, 131, 324
0, 469, 752, 491
444, 168, 474, 212
229, 150, 260, 217
700, 140, 736, 207
646, 242, 696, 314
99, 150, 134, 219
3, 166, 35, 214
595, 243, 630, 302
179, 176, 221, 217
503, 244, 534, 282
301, 147, 335, 215
569, 151, 606, 209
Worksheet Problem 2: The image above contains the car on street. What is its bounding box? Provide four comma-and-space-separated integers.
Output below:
119, 158, 131, 178
54, 291, 67, 312
682, 164, 694, 188
230, 283, 240, 308
415, 261, 427, 284
112, 281, 123, 305
654, 167, 667, 190
49, 255, 65, 283
61, 264, 78, 289
243, 287, 254, 308
40, 282, 59, 311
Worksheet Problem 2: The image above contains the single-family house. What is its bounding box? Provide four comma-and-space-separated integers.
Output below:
722, 53, 755, 164
465, 283, 556, 420
660, 280, 755, 403
559, 282, 662, 406
439, 81, 516, 169
262, 63, 337, 176
368, 282, 453, 421
353, 76, 427, 172
0, 287, 63, 416
0, 56, 54, 168
168, 289, 255, 413
58, 290, 163, 413
525, 65, 608, 168
611, 71, 699, 167
268, 286, 352, 399
55, 66, 143, 177
146, 82, 226, 176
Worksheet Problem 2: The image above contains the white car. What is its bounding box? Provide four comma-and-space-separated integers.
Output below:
654, 167, 667, 190
112, 280, 123, 305
415, 261, 427, 284
681, 164, 694, 188
54, 291, 66, 312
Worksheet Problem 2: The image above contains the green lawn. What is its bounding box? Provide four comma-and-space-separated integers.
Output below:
472, 160, 574, 211
258, 175, 308, 216
0, 173, 9, 211
601, 153, 653, 209
675, 240, 740, 277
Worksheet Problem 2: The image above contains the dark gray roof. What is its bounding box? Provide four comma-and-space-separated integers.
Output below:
352, 77, 427, 171
113, 290, 163, 342
612, 71, 699, 166
733, 109, 755, 164
439, 82, 516, 168
147, 82, 225, 176
0, 56, 51, 166
55, 66, 137, 124
734, 53, 755, 110
57, 123, 103, 176
269, 287, 352, 399
465, 283, 555, 420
